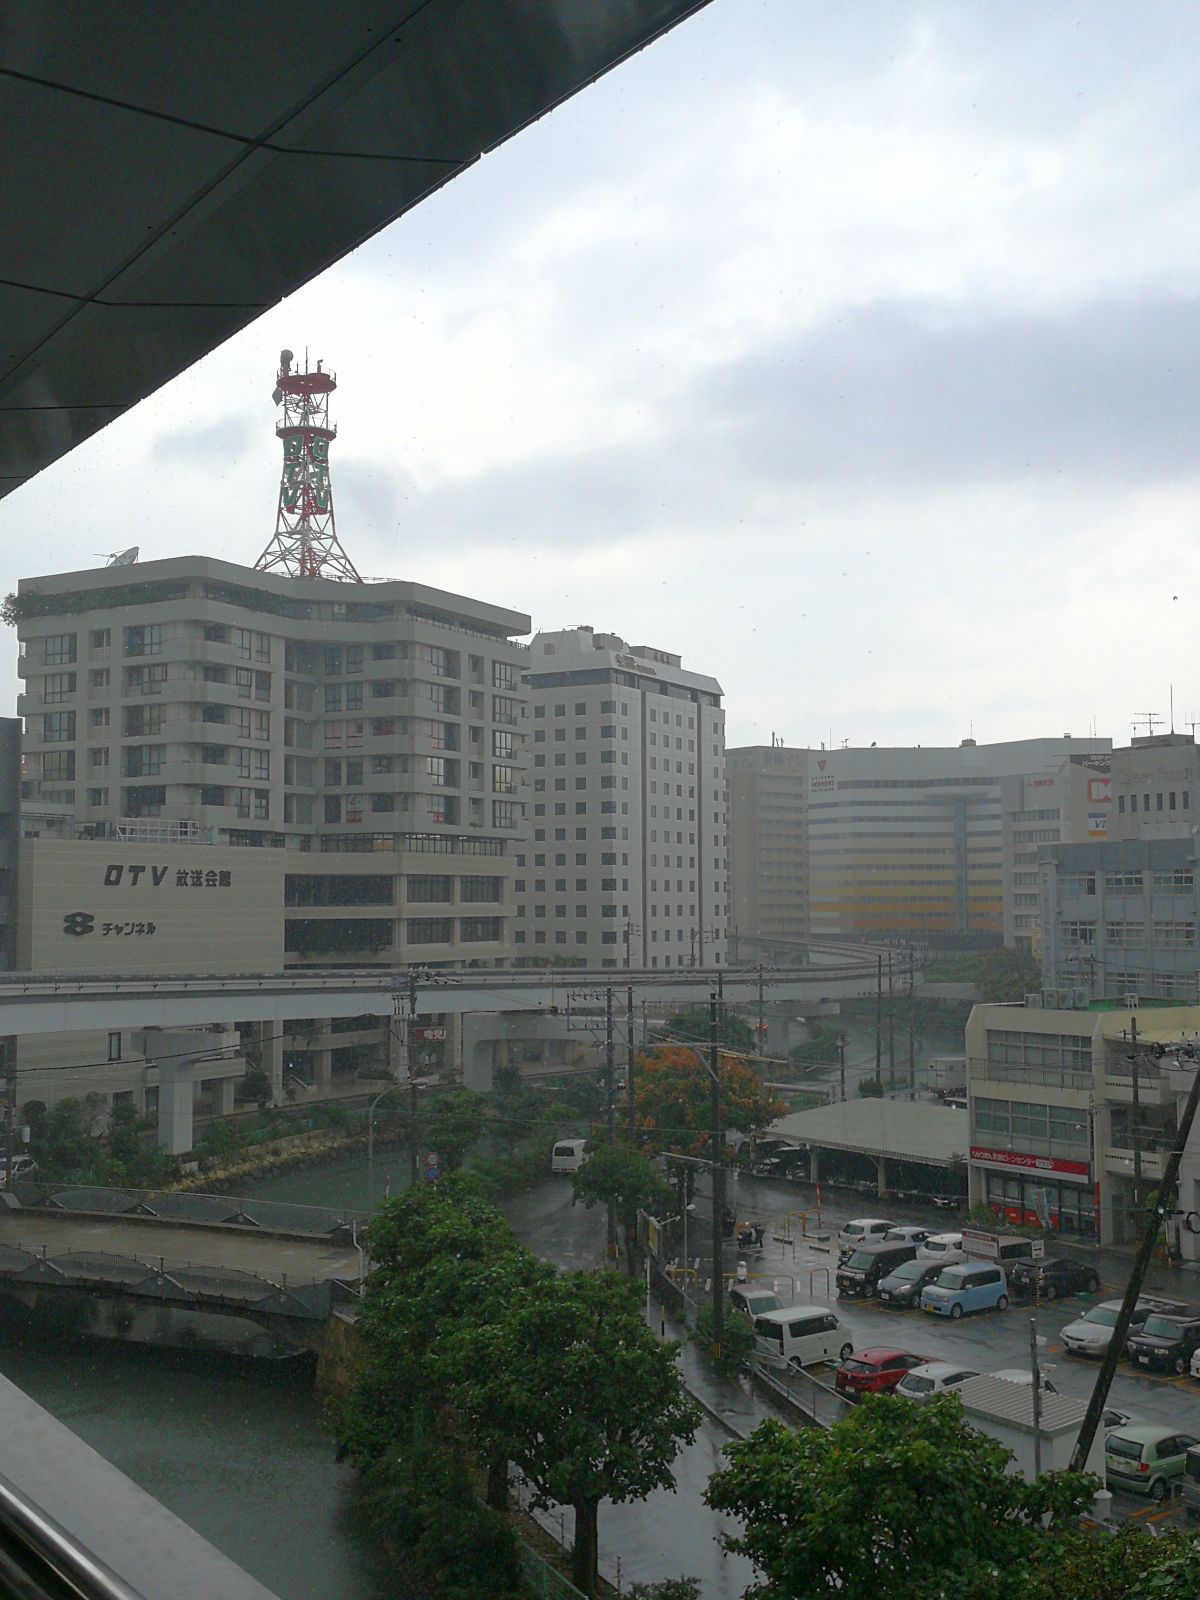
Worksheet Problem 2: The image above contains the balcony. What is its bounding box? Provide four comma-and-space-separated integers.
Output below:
1104, 1146, 1166, 1182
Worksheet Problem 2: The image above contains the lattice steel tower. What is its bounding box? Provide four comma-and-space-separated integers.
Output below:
254, 349, 362, 582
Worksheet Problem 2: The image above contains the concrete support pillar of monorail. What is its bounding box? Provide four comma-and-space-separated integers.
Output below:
876, 1156, 888, 1200
809, 1146, 819, 1185
146, 1031, 212, 1156
251, 1020, 284, 1106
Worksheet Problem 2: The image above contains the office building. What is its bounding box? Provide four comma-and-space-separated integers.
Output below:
520, 626, 726, 969
805, 737, 1110, 943
13, 553, 533, 1110
1000, 750, 1111, 949
966, 1000, 1200, 1253
1038, 734, 1200, 1003
726, 745, 809, 960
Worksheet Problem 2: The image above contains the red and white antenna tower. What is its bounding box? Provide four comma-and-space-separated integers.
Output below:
254, 349, 362, 582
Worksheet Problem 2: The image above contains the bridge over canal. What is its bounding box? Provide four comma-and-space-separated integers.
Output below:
0, 1187, 366, 1360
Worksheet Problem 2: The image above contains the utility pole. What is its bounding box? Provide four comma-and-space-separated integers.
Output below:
626, 983, 636, 1139
1129, 1016, 1143, 1222
756, 963, 765, 1057
887, 952, 895, 1082
907, 947, 916, 1100
709, 990, 725, 1358
838, 1033, 847, 1103
874, 954, 883, 1082
1030, 1316, 1043, 1479
1070, 1042, 1200, 1473
407, 969, 420, 1187
605, 986, 618, 1261
2, 1039, 14, 1192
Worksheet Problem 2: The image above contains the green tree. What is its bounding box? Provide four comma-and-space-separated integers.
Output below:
658, 1005, 757, 1054
459, 1268, 700, 1595
571, 1142, 674, 1274
705, 1398, 1097, 1600
975, 945, 1040, 1002
419, 1086, 488, 1172
857, 1076, 884, 1098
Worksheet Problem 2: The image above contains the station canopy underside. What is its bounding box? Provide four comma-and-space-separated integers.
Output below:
1, 0, 709, 500
769, 1100, 970, 1169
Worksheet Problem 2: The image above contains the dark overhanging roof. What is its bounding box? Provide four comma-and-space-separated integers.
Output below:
0, 0, 711, 502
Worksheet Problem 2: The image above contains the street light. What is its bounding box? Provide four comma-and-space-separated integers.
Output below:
366, 1084, 403, 1208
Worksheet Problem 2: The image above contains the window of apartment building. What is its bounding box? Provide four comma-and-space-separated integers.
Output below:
88, 668, 109, 691
324, 719, 363, 749
1154, 921, 1197, 948
1104, 870, 1143, 893
123, 784, 165, 816
1105, 921, 1146, 947
1152, 867, 1195, 893
345, 644, 364, 673
107, 1031, 122, 1062
408, 918, 453, 944
487, 661, 516, 692
43, 672, 76, 703
254, 789, 270, 819
345, 681, 364, 711
42, 711, 75, 742
1059, 920, 1096, 945
87, 787, 108, 807
125, 663, 167, 694
124, 623, 164, 657
493, 800, 517, 829
42, 750, 75, 781
44, 633, 77, 665
493, 729, 514, 760
124, 745, 164, 778
90, 707, 110, 729
90, 629, 110, 651
492, 764, 515, 794
200, 785, 225, 806
461, 917, 501, 941
492, 695, 518, 725
201, 744, 227, 767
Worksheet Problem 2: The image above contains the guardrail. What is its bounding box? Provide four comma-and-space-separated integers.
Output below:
0, 1467, 152, 1600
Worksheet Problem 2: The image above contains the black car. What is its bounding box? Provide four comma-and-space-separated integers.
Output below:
836, 1242, 917, 1298
1126, 1311, 1200, 1375
876, 1257, 945, 1309
1008, 1256, 1101, 1302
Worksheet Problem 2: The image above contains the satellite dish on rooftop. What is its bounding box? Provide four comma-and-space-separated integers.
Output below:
104, 547, 139, 567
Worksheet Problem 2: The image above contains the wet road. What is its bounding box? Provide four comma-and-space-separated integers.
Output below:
503, 1181, 758, 1597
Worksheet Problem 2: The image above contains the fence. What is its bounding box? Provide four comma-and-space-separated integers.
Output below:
25, 1184, 367, 1240
513, 1539, 588, 1600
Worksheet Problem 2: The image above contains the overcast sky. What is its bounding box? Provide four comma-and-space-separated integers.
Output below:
6, 0, 1200, 751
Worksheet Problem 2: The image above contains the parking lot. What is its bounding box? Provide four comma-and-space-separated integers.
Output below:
718, 1170, 1200, 1524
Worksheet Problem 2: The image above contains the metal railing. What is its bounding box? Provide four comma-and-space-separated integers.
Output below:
0, 1469, 144, 1600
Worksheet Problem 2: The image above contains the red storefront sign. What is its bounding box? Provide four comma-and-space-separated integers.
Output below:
970, 1146, 1090, 1178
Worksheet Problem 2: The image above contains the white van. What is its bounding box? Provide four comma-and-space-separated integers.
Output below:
753, 1303, 852, 1370
551, 1138, 588, 1174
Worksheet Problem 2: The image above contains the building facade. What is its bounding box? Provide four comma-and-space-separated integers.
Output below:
1000, 751, 1111, 950
1039, 736, 1200, 1003
966, 1000, 1200, 1255
805, 737, 1110, 944
16, 555, 531, 970
726, 745, 808, 960
520, 627, 726, 969
12, 554, 534, 1116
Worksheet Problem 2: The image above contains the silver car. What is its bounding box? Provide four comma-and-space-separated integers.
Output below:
894, 1360, 978, 1403
1061, 1296, 1183, 1358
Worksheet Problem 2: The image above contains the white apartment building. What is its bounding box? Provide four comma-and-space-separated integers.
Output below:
12, 554, 533, 1113
520, 627, 726, 970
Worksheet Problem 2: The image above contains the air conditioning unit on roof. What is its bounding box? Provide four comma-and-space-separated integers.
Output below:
1024, 992, 1043, 1008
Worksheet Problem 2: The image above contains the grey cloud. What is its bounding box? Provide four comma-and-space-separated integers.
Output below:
692, 295, 1200, 490
151, 413, 258, 465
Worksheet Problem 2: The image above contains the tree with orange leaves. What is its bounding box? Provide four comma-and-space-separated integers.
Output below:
634, 1044, 784, 1163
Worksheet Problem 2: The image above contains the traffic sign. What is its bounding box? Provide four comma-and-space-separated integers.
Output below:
1031, 1238, 1045, 1259
424, 1150, 440, 1183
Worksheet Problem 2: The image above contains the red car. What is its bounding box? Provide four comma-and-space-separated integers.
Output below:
835, 1347, 930, 1399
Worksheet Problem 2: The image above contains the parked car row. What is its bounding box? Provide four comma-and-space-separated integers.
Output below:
1060, 1296, 1200, 1374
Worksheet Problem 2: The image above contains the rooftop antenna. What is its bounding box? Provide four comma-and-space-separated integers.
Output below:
99, 547, 139, 567
254, 348, 362, 582
1132, 711, 1164, 738
1171, 684, 1176, 733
